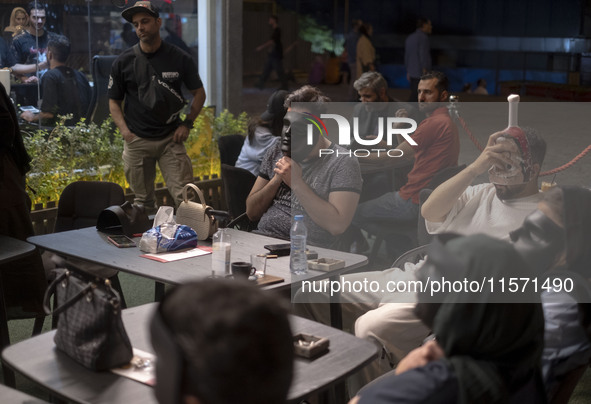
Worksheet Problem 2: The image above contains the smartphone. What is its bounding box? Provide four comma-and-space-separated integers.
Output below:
107, 235, 136, 248
264, 243, 291, 257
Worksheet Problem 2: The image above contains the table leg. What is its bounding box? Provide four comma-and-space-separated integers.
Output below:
328, 275, 343, 330
155, 282, 165, 302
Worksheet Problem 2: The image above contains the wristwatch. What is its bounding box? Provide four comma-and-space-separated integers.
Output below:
180, 118, 194, 129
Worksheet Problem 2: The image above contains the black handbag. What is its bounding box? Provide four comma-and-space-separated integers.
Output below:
43, 267, 133, 371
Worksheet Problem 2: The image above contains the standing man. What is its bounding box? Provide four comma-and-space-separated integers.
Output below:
20, 35, 91, 125
254, 15, 288, 90
109, 1, 206, 212
404, 18, 432, 102
10, 2, 56, 83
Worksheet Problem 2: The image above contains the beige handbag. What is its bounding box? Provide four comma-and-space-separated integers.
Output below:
176, 183, 218, 240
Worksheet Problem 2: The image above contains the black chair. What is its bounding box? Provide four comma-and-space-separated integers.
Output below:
88, 55, 118, 124
218, 134, 245, 166
220, 163, 258, 231
53, 181, 127, 309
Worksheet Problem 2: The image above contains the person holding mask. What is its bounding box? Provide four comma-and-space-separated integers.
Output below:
245, 85, 362, 248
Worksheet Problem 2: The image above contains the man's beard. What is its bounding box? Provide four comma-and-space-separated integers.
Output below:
494, 183, 528, 200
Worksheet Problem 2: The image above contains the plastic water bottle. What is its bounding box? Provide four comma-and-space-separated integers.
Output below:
212, 228, 231, 277
290, 215, 308, 275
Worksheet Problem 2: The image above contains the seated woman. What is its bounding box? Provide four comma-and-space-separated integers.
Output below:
350, 234, 546, 404
235, 90, 287, 176
510, 185, 591, 400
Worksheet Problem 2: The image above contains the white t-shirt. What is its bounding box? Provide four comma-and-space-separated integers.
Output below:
425, 183, 543, 240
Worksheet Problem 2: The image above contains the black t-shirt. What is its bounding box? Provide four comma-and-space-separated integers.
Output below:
10, 30, 56, 76
108, 42, 203, 138
40, 66, 92, 125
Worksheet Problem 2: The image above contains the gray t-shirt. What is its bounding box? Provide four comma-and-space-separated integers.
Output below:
257, 142, 362, 248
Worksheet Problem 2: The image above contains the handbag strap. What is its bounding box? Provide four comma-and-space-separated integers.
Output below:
182, 183, 208, 207
43, 270, 95, 316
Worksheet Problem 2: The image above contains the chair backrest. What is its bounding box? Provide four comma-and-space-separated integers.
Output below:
391, 244, 429, 268
220, 164, 257, 220
54, 181, 126, 232
88, 55, 118, 124
218, 134, 245, 166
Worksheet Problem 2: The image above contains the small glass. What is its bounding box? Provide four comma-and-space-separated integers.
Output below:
251, 254, 267, 279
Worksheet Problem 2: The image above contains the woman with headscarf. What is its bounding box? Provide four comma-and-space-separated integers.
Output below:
350, 234, 546, 404
3, 7, 29, 46
510, 185, 591, 400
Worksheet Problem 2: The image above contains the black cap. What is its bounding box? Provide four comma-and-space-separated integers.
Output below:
260, 90, 288, 122
122, 1, 159, 23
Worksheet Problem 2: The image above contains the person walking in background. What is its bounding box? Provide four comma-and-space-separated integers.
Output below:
405, 17, 432, 102
3, 7, 29, 46
473, 78, 489, 95
344, 19, 362, 100
356, 23, 376, 79
108, 1, 206, 212
255, 15, 288, 90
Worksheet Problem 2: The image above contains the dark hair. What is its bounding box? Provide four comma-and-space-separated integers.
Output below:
27, 1, 46, 14
247, 115, 283, 142
359, 24, 370, 37
47, 35, 70, 63
477, 78, 486, 87
160, 279, 294, 404
541, 186, 564, 226
417, 17, 430, 29
522, 126, 547, 168
270, 14, 278, 23
284, 85, 330, 109
420, 70, 449, 94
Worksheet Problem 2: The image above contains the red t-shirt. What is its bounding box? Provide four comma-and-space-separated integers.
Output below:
398, 107, 459, 204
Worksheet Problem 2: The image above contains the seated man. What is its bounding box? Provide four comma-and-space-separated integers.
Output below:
349, 71, 459, 256
246, 85, 363, 248
20, 35, 91, 125
150, 278, 294, 404
295, 126, 547, 396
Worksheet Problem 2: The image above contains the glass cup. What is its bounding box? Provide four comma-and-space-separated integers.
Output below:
541, 181, 557, 192
251, 254, 267, 279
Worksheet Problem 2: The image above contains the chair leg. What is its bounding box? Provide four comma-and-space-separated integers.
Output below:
32, 315, 45, 336
109, 274, 127, 309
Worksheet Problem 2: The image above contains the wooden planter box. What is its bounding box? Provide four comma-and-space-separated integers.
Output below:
30, 177, 224, 236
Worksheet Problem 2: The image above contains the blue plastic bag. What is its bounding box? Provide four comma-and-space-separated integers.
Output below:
139, 223, 198, 253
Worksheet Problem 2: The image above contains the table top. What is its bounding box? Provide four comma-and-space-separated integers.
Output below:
0, 383, 49, 403
2, 303, 378, 404
0, 235, 36, 264
28, 227, 368, 291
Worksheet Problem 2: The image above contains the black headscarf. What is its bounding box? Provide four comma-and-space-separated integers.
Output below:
424, 235, 545, 404
560, 186, 591, 277
558, 186, 591, 341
